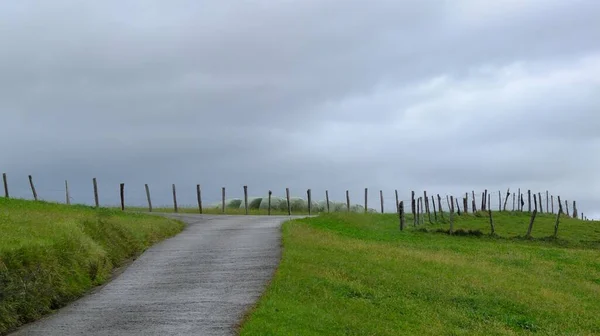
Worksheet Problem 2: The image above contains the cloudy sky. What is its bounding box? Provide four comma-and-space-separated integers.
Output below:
1, 0, 599, 217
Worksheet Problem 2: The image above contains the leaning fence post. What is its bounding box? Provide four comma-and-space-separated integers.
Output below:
526, 209, 538, 238
172, 184, 178, 213
553, 208, 562, 238
93, 178, 99, 207
534, 194, 538, 211
2, 173, 8, 198
244, 185, 249, 215
65, 180, 71, 205
325, 190, 330, 213
503, 188, 510, 211
120, 183, 125, 211
196, 184, 202, 214
145, 184, 152, 212
398, 201, 405, 231
395, 190, 399, 213
28, 175, 38, 201
437, 194, 444, 219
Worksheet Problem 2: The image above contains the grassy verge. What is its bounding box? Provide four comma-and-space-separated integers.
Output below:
240, 212, 600, 335
0, 198, 184, 335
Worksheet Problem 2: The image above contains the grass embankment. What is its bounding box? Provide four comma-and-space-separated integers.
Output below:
241, 211, 600, 335
0, 198, 184, 335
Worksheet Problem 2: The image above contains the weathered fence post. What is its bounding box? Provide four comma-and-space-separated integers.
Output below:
28, 175, 38, 201
307, 189, 312, 215
437, 194, 443, 219
528, 190, 532, 212
472, 191, 477, 212
325, 190, 330, 213
244, 185, 249, 215
93, 178, 99, 207
551, 195, 554, 214
380, 190, 384, 214
432, 196, 438, 221
222, 187, 226, 213
411, 191, 417, 225
449, 195, 455, 234
268, 190, 272, 216
65, 180, 71, 205
424, 191, 431, 221
534, 194, 538, 211
2, 173, 8, 198
120, 183, 125, 211
446, 195, 451, 211
557, 196, 563, 213
463, 197, 468, 215
517, 188, 521, 211
565, 200, 569, 217
481, 190, 486, 211
415, 197, 420, 226
286, 188, 292, 215
346, 190, 350, 212
196, 184, 202, 214
398, 201, 405, 231
526, 209, 538, 238
498, 190, 501, 211
572, 201, 577, 219
145, 184, 152, 212
395, 190, 399, 213
455, 198, 461, 216
546, 191, 549, 214
553, 208, 562, 238
538, 192, 543, 213
172, 184, 178, 213
364, 188, 368, 213
503, 188, 510, 211
420, 198, 426, 225
489, 208, 495, 235
487, 193, 491, 211
512, 193, 515, 211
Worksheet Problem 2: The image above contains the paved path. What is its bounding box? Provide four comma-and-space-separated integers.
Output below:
11, 214, 295, 336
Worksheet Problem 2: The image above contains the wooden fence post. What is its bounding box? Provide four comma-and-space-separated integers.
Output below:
446, 195, 451, 210
432, 196, 438, 221
534, 194, 538, 211
565, 200, 569, 217
268, 190, 272, 216
463, 197, 468, 215
346, 190, 350, 212
546, 191, 549, 214
307, 189, 312, 215
120, 183, 125, 211
380, 190, 384, 214
415, 197, 420, 226
93, 178, 99, 207
172, 184, 178, 213
517, 188, 521, 211
395, 190, 399, 213
526, 209, 538, 238
65, 180, 71, 205
538, 193, 543, 213
197, 184, 202, 214
528, 190, 532, 212
364, 188, 368, 213
487, 193, 491, 211
503, 188, 510, 211
2, 173, 8, 198
244, 185, 249, 215
553, 208, 562, 238
398, 201, 405, 231
512, 193, 515, 211
498, 190, 501, 211
489, 208, 495, 235
437, 194, 443, 219
325, 190, 330, 213
455, 197, 461, 216
28, 175, 38, 201
145, 184, 152, 212
411, 191, 417, 225
472, 190, 477, 212
424, 191, 431, 221
557, 196, 563, 213
286, 188, 292, 215
572, 201, 577, 219
449, 195, 455, 234
551, 195, 554, 214
222, 187, 226, 214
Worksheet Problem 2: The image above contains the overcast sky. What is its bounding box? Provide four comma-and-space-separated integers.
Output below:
1, 0, 599, 217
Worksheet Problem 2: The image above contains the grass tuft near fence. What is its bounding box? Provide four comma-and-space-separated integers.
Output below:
0, 198, 184, 335
240, 212, 600, 335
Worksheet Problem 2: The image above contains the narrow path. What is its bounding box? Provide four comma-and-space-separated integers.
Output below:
10, 214, 295, 336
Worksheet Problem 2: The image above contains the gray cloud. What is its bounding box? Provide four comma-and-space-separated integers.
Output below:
1, 0, 599, 218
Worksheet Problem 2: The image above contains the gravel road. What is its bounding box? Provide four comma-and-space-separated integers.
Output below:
10, 214, 295, 336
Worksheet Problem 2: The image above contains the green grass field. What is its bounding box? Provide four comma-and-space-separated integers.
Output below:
0, 198, 184, 335
240, 211, 600, 335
